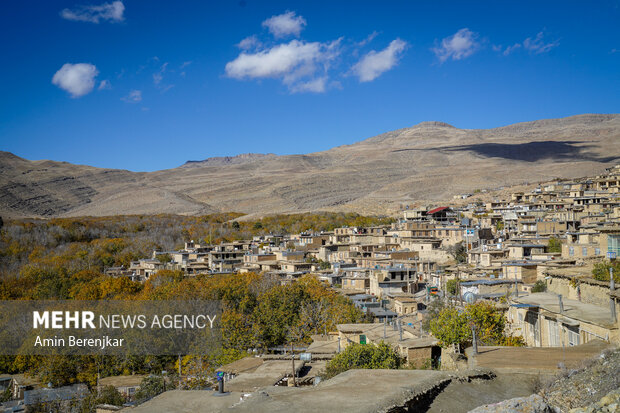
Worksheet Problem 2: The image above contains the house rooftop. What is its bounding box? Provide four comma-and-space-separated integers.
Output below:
513, 292, 618, 329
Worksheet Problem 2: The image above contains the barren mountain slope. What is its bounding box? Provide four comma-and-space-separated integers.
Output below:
1, 114, 618, 218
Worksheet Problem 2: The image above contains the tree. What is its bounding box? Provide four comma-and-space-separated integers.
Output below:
447, 242, 467, 263
0, 387, 11, 402
324, 342, 402, 379
531, 280, 546, 293
430, 302, 518, 350
156, 253, 172, 264
422, 299, 446, 333
592, 261, 620, 283
547, 237, 562, 253
429, 307, 470, 349
96, 385, 125, 406
446, 279, 459, 296
464, 301, 505, 345
133, 375, 176, 401
231, 221, 240, 230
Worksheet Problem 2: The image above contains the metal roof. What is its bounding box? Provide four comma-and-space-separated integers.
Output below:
427, 206, 450, 215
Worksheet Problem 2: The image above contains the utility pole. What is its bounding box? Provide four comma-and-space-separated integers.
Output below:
472, 326, 478, 355
383, 316, 387, 339
611, 267, 617, 323
290, 342, 296, 387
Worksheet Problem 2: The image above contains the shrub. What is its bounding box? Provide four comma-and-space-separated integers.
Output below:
324, 342, 402, 379
531, 280, 546, 293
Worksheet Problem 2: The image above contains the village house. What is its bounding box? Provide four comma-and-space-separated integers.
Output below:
508, 292, 618, 347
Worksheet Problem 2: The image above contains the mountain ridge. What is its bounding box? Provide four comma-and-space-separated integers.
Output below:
1, 113, 618, 218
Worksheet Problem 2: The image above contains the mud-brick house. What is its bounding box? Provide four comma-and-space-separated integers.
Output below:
508, 292, 619, 347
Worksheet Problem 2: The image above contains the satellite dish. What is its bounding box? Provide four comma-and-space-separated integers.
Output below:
463, 292, 477, 304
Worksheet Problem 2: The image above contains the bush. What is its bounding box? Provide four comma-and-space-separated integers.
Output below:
96, 385, 125, 406
134, 375, 176, 401
547, 237, 562, 253
531, 280, 546, 293
324, 342, 402, 379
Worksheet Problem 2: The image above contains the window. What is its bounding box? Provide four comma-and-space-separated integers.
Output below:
609, 235, 620, 256
582, 247, 588, 257
548, 319, 560, 346
526, 312, 539, 345
569, 247, 574, 257
567, 327, 580, 346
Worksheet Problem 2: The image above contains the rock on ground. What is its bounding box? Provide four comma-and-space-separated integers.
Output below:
468, 394, 560, 413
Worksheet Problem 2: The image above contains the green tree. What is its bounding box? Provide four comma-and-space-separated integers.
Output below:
531, 280, 546, 293
0, 387, 11, 402
429, 306, 470, 349
231, 221, 240, 230
430, 302, 516, 350
446, 279, 460, 296
134, 375, 176, 401
547, 237, 562, 253
96, 385, 125, 406
324, 342, 402, 379
592, 260, 620, 283
156, 253, 172, 264
464, 301, 506, 345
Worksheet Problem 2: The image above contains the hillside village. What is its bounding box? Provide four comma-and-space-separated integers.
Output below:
3, 165, 620, 412
117, 164, 620, 351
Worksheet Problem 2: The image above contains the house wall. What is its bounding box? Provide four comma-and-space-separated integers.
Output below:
508, 306, 618, 347
544, 276, 613, 307
407, 347, 433, 368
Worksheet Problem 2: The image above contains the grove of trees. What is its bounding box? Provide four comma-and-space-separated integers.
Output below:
0, 213, 388, 393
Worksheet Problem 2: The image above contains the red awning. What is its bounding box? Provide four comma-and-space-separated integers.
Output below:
427, 206, 449, 215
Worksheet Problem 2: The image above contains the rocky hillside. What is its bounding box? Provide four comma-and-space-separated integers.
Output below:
1, 114, 618, 218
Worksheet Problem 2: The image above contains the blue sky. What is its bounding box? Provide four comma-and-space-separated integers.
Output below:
0, 1, 618, 172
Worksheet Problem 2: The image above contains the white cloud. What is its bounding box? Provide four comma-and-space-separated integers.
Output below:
502, 43, 522, 56
351, 38, 407, 82
98, 79, 111, 90
52, 63, 99, 98
356, 31, 379, 48
60, 1, 124, 23
432, 28, 479, 63
289, 77, 327, 93
121, 90, 142, 103
523, 32, 559, 54
180, 61, 192, 76
152, 62, 168, 85
262, 11, 306, 38
237, 35, 261, 50
225, 39, 341, 93
495, 32, 559, 56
